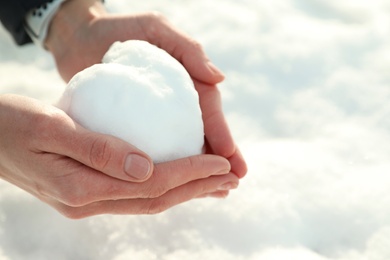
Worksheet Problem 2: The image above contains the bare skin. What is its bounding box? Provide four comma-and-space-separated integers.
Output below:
0, 0, 247, 219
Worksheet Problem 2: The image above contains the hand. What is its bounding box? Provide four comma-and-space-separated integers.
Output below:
0, 94, 238, 218
45, 0, 247, 179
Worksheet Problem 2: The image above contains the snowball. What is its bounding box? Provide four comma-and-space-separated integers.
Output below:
57, 40, 204, 163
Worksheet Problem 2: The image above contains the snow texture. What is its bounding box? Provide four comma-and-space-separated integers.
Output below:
1, 0, 390, 259
57, 40, 204, 163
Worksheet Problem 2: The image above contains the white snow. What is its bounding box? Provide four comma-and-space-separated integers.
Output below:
1, 0, 390, 259
57, 40, 204, 163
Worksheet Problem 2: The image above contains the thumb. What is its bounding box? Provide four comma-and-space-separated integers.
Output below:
56, 125, 153, 182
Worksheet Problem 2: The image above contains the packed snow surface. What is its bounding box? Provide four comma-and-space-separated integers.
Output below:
57, 40, 204, 163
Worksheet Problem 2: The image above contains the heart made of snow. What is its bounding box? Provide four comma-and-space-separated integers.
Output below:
57, 40, 204, 163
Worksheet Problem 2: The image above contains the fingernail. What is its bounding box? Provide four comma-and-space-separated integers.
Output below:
124, 154, 151, 180
215, 168, 231, 175
207, 61, 225, 78
218, 182, 238, 191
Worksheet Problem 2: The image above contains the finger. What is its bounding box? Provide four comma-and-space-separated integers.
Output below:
50, 173, 239, 219
197, 190, 230, 199
93, 154, 231, 201
195, 79, 236, 158
142, 13, 225, 84
195, 80, 248, 178
37, 153, 231, 207
228, 147, 248, 179
70, 129, 153, 182
41, 117, 153, 182
144, 154, 231, 198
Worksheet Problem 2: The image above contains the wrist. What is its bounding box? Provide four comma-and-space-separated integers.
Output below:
45, 0, 106, 57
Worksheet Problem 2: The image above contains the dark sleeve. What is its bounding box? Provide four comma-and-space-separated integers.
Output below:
0, 0, 49, 45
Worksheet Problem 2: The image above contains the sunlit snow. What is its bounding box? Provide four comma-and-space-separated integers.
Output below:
57, 40, 204, 163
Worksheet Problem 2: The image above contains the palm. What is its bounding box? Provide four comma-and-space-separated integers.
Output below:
51, 12, 247, 179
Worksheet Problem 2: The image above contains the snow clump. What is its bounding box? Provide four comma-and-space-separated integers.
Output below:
57, 40, 204, 163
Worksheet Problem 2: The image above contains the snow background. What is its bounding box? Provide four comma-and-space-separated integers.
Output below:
1, 0, 390, 259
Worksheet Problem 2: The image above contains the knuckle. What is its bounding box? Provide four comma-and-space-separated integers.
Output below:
88, 138, 112, 171
147, 11, 167, 23
143, 12, 169, 39
183, 155, 206, 171
144, 199, 170, 215
58, 206, 86, 220
140, 167, 170, 199
142, 182, 167, 199
190, 39, 204, 52
58, 190, 86, 208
